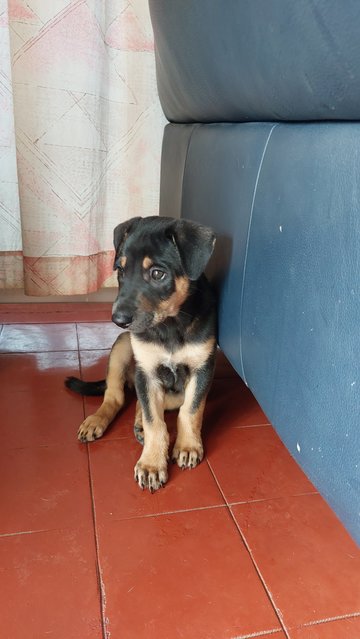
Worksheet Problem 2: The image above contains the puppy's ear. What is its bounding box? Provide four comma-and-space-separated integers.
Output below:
113, 217, 141, 269
171, 219, 216, 280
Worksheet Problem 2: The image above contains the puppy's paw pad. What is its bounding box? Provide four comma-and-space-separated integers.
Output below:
78, 416, 106, 442
134, 461, 168, 492
172, 444, 203, 469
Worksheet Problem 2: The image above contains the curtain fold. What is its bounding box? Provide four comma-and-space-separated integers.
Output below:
0, 0, 165, 295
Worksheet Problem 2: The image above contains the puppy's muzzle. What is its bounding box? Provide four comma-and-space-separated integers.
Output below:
112, 310, 133, 329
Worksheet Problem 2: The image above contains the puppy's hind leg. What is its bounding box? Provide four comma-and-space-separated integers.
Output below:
133, 400, 144, 445
78, 332, 133, 442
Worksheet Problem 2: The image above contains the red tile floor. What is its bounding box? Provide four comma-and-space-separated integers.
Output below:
0, 303, 359, 639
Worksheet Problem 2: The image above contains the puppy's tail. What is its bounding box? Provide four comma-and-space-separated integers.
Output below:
65, 377, 106, 396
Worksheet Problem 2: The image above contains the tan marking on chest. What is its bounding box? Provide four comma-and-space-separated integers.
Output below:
131, 334, 215, 374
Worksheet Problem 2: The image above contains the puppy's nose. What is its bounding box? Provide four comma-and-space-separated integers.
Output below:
112, 312, 133, 329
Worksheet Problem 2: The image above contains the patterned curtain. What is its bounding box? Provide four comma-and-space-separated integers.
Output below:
0, 0, 165, 295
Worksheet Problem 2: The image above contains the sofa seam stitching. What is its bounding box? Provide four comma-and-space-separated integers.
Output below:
239, 123, 279, 385
178, 123, 201, 218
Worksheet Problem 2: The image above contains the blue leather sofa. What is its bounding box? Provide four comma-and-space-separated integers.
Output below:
149, 0, 360, 544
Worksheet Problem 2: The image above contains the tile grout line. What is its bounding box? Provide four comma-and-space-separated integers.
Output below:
301, 611, 360, 628
233, 423, 271, 429
107, 502, 228, 524
0, 348, 80, 354
0, 522, 95, 539
86, 445, 110, 639
231, 628, 284, 639
0, 345, 112, 355
0, 494, 320, 539
226, 491, 319, 508
205, 457, 290, 639
76, 323, 109, 639
228, 506, 291, 639
75, 323, 86, 423
74, 322, 81, 353
0, 527, 66, 539
0, 441, 99, 453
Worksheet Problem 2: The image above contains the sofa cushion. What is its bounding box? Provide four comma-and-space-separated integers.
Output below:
150, 0, 360, 123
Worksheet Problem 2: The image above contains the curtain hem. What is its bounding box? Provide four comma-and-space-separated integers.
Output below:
0, 251, 117, 296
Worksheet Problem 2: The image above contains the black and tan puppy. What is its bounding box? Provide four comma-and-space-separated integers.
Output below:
66, 216, 217, 492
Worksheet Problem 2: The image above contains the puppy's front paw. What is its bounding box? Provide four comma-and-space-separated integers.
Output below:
172, 441, 203, 469
134, 460, 168, 492
78, 416, 107, 442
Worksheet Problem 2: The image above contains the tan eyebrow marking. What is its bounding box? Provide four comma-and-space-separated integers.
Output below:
142, 256, 153, 269
120, 256, 127, 268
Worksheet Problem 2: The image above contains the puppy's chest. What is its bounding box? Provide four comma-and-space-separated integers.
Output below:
130, 335, 214, 375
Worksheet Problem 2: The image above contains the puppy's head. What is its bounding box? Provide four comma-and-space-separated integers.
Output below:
111, 216, 215, 331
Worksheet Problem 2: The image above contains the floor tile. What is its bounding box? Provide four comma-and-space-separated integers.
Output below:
0, 351, 80, 389
97, 508, 282, 639
79, 349, 110, 380
205, 377, 270, 433
0, 352, 84, 448
77, 322, 123, 350
289, 616, 360, 638
89, 437, 224, 522
0, 323, 78, 352
2, 313, 358, 638
0, 527, 102, 638
0, 444, 93, 535
232, 495, 360, 628
2, 387, 84, 449
207, 425, 315, 503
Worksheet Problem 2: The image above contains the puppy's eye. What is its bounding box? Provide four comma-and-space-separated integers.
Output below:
149, 267, 166, 281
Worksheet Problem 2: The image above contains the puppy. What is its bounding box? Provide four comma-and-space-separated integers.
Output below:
66, 216, 217, 492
